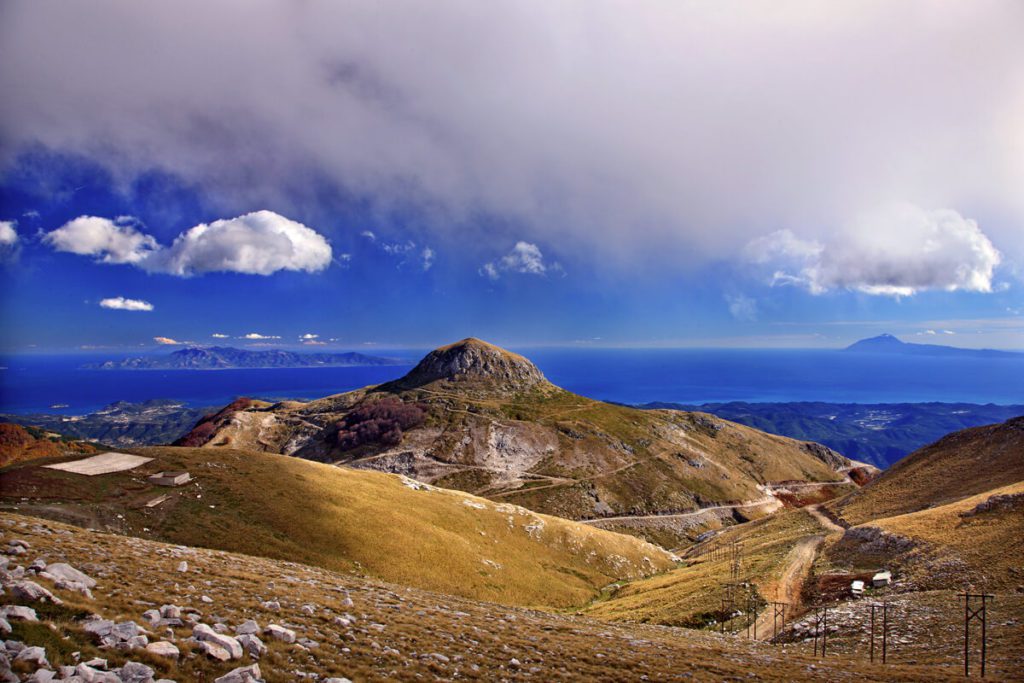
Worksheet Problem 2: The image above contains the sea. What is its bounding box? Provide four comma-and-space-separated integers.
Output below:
1, 348, 1022, 415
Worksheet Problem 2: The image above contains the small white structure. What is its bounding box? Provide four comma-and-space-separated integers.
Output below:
851, 580, 865, 596
148, 471, 191, 487
872, 570, 892, 588
44, 452, 153, 476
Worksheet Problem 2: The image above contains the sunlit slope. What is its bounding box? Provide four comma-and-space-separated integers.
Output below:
835, 415, 1024, 526
0, 446, 675, 608
181, 338, 853, 520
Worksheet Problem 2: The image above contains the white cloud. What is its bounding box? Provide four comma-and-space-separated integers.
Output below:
154, 336, 183, 345
725, 294, 757, 322
43, 211, 332, 277
99, 296, 153, 312
360, 231, 376, 241
241, 332, 280, 340
421, 247, 435, 271
302, 339, 327, 346
211, 333, 229, 338
154, 211, 332, 276
43, 216, 158, 264
299, 333, 319, 340
4, 2, 1023, 274
747, 204, 1002, 297
0, 221, 18, 246
481, 241, 551, 280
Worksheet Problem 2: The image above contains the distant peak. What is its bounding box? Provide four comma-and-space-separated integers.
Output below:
845, 334, 905, 350
384, 338, 546, 392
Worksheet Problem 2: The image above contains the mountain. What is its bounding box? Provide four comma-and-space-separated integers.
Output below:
636, 401, 1024, 468
82, 346, 405, 370
176, 338, 859, 540
833, 414, 1024, 526
0, 422, 97, 466
844, 333, 1020, 358
1, 399, 213, 447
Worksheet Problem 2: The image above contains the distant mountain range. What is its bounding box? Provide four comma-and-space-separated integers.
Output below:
638, 400, 1024, 468
844, 333, 1021, 358
82, 346, 404, 370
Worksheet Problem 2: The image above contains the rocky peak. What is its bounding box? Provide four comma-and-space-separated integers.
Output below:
385, 338, 547, 392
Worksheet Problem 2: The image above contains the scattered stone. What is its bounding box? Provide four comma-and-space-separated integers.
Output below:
74, 663, 121, 683
176, 561, 188, 573
118, 661, 155, 683
0, 605, 37, 622
14, 646, 49, 669
214, 664, 262, 683
193, 624, 243, 659
10, 581, 61, 604
195, 640, 231, 662
145, 641, 179, 660
234, 619, 259, 635
263, 624, 295, 644
40, 562, 96, 589
236, 634, 267, 659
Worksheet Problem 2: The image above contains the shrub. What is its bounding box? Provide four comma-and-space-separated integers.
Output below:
335, 398, 427, 451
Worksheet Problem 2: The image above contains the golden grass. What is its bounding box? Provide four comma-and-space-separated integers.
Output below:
0, 446, 675, 609
583, 508, 826, 627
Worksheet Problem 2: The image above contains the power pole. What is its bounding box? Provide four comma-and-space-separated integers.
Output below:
961, 592, 994, 678
813, 606, 829, 657
770, 601, 788, 640
869, 601, 889, 664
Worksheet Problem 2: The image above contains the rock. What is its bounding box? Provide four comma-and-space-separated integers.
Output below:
193, 624, 242, 660
28, 559, 47, 573
74, 664, 121, 683
126, 635, 149, 650
10, 580, 61, 604
236, 634, 266, 659
263, 624, 295, 644
234, 619, 259, 635
212, 623, 229, 634
83, 619, 114, 638
141, 610, 160, 625
0, 605, 37, 622
118, 662, 155, 683
40, 563, 96, 589
144, 642, 179, 660
176, 561, 188, 573
300, 604, 315, 615
26, 670, 55, 682
323, 679, 352, 683
213, 664, 262, 683
111, 622, 143, 641
259, 601, 279, 611
200, 595, 213, 604
14, 646, 49, 668
159, 605, 181, 619
195, 641, 231, 662
0, 620, 8, 636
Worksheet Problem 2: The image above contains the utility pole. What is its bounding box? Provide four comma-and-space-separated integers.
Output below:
869, 601, 889, 664
813, 606, 829, 657
770, 601, 787, 640
961, 592, 993, 678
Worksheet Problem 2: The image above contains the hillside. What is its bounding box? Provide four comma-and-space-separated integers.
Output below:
0, 446, 674, 609
640, 401, 1024, 468
83, 346, 404, 370
0, 422, 97, 467
176, 338, 856, 527
834, 415, 1024, 525
0, 513, 949, 682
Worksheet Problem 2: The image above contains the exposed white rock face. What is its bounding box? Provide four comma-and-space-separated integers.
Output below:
193, 623, 243, 659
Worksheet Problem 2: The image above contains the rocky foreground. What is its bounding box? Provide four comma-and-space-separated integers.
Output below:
0, 514, 952, 682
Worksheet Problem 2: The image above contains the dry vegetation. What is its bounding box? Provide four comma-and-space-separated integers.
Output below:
0, 446, 675, 609
0, 513, 957, 682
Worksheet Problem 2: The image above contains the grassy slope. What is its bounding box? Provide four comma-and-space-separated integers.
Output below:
583, 508, 826, 628
0, 512, 952, 682
834, 416, 1024, 526
0, 446, 675, 609
831, 481, 1024, 591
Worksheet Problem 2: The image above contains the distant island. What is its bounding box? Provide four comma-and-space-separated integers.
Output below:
844, 333, 1021, 358
82, 346, 406, 370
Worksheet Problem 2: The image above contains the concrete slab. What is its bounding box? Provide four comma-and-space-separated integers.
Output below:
43, 452, 153, 476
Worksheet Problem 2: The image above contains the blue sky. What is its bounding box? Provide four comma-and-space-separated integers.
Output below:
1, 2, 1022, 353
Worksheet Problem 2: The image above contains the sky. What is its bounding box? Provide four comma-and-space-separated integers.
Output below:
1, 1, 1023, 352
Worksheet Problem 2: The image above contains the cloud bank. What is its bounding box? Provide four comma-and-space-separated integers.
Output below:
2, 1, 1021, 275
44, 211, 332, 276
746, 204, 1002, 296
99, 297, 154, 312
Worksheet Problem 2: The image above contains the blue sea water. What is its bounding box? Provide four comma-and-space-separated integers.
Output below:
0, 348, 1022, 414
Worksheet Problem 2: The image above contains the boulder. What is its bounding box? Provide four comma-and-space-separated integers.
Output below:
14, 646, 49, 669
118, 662, 155, 683
193, 624, 242, 660
144, 642, 179, 660
263, 624, 295, 643
235, 634, 266, 659
213, 664, 263, 683
0, 619, 9, 636
83, 619, 115, 637
0, 605, 37, 622
234, 619, 259, 636
10, 581, 61, 604
26, 670, 55, 682
159, 605, 181, 619
74, 664, 121, 683
111, 622, 143, 641
40, 563, 96, 589
195, 641, 231, 662
175, 561, 188, 573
